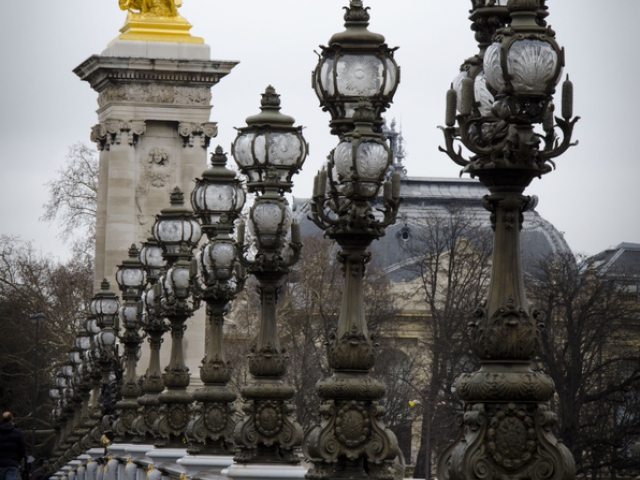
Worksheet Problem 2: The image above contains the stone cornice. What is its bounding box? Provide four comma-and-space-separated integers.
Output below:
74, 55, 239, 93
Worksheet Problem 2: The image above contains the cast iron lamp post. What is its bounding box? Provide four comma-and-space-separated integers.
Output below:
51, 367, 70, 462
152, 188, 202, 448
90, 280, 122, 435
49, 375, 64, 466
231, 86, 307, 464
304, 103, 401, 480
112, 245, 147, 442
303, 3, 401, 480
59, 362, 78, 464
130, 236, 169, 443
436, 2, 578, 480
185, 146, 247, 455
68, 328, 93, 453
84, 316, 107, 449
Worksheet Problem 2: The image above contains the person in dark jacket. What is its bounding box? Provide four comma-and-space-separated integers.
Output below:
29, 461, 50, 480
0, 412, 27, 480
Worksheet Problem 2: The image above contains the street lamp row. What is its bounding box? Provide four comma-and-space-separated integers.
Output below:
49, 3, 577, 480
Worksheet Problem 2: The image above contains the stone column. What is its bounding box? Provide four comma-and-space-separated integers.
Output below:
74, 36, 237, 382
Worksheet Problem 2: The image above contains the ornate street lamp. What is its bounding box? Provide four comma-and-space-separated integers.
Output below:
303, 4, 401, 479
232, 87, 307, 194
231, 87, 307, 464
436, 2, 577, 480
191, 146, 246, 240
304, 105, 401, 480
83, 316, 106, 449
71, 325, 102, 453
112, 245, 147, 442
152, 188, 202, 448
89, 280, 121, 430
67, 334, 93, 459
130, 236, 170, 444
312, 0, 400, 136
185, 147, 247, 455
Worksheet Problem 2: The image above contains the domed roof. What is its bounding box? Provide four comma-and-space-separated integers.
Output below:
293, 175, 571, 283
293, 119, 571, 282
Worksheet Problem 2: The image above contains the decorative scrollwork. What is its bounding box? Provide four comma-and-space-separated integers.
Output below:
91, 120, 146, 151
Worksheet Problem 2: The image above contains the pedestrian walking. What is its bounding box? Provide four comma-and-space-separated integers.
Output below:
0, 412, 27, 480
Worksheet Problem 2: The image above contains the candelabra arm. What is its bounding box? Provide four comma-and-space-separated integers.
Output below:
438, 126, 472, 168
539, 115, 580, 162
282, 240, 302, 269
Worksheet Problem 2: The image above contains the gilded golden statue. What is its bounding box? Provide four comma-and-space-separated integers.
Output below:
119, 0, 183, 18
116, 0, 204, 44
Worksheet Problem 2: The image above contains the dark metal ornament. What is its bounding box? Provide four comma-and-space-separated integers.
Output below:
436, 2, 577, 480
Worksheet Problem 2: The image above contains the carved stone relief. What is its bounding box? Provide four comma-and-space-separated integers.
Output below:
91, 119, 146, 151
178, 122, 218, 148
98, 84, 212, 108
135, 147, 176, 226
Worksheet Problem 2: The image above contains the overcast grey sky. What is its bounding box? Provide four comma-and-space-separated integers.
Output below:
0, 1, 638, 260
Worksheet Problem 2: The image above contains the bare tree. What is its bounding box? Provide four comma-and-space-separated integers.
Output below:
0, 235, 93, 454
249, 234, 407, 436
400, 205, 493, 479
528, 253, 640, 479
41, 143, 98, 257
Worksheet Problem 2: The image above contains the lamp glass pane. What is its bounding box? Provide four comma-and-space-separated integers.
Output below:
101, 298, 119, 315
205, 184, 235, 212
141, 243, 166, 268
334, 141, 353, 181
235, 187, 246, 211
356, 142, 389, 181
79, 336, 91, 351
98, 330, 116, 347
507, 39, 559, 93
383, 57, 398, 96
189, 219, 202, 244
122, 268, 145, 287
268, 133, 302, 166
171, 266, 190, 290
234, 134, 254, 167
453, 70, 467, 113
86, 319, 100, 334
253, 202, 283, 235
157, 219, 183, 242
484, 42, 506, 92
254, 134, 266, 164
320, 57, 335, 96
475, 71, 495, 117
121, 304, 138, 327
211, 242, 235, 269
69, 351, 81, 364
336, 55, 383, 96
143, 287, 156, 312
